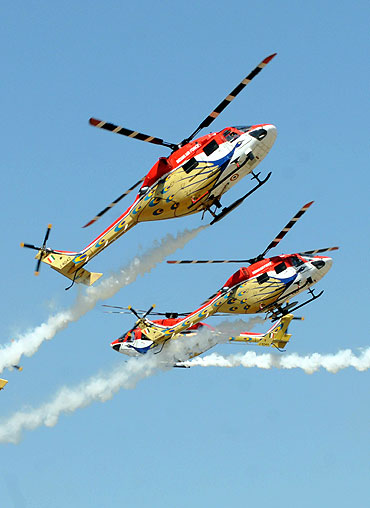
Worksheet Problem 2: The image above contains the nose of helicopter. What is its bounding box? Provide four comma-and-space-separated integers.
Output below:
263, 124, 277, 147
311, 256, 333, 280
247, 123, 277, 151
322, 256, 333, 274
110, 341, 121, 352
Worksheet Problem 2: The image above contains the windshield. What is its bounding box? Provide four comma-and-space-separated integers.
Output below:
118, 329, 135, 342
233, 125, 253, 133
249, 128, 267, 140
223, 129, 240, 142
290, 255, 304, 267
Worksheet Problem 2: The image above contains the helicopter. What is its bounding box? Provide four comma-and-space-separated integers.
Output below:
21, 54, 277, 288
109, 304, 298, 363
108, 201, 337, 352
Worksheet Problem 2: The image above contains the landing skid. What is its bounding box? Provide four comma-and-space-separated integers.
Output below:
154, 338, 170, 354
209, 171, 272, 225
269, 288, 324, 321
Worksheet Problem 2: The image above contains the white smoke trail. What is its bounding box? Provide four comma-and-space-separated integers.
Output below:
0, 317, 261, 444
183, 347, 370, 373
0, 356, 164, 444
215, 316, 266, 336
0, 226, 207, 373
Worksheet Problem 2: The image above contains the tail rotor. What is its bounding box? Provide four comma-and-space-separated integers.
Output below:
21, 224, 57, 276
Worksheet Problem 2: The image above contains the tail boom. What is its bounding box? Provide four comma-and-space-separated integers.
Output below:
37, 250, 102, 286
135, 290, 233, 343
36, 203, 140, 285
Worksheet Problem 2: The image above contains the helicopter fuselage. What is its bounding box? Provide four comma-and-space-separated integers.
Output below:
218, 252, 332, 314
111, 252, 333, 356
111, 318, 211, 357
37, 124, 276, 284
134, 123, 277, 221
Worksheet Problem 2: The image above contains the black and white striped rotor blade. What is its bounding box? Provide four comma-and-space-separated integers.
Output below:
102, 305, 129, 311
103, 305, 151, 314
299, 246, 339, 256
82, 178, 145, 228
102, 305, 189, 318
184, 53, 277, 143
89, 118, 177, 150
260, 201, 314, 258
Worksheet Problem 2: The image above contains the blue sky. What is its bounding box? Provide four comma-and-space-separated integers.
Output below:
1, 1, 369, 506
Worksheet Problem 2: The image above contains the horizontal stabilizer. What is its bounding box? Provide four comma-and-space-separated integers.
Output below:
228, 314, 294, 348
73, 269, 103, 286
35, 250, 102, 286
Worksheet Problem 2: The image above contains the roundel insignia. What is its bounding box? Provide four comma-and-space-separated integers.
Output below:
213, 299, 224, 308
230, 173, 239, 181
144, 190, 155, 201
153, 208, 164, 216
133, 204, 143, 214
229, 306, 238, 312
149, 197, 161, 207
198, 309, 210, 318
72, 253, 88, 265
114, 220, 126, 232
94, 238, 108, 249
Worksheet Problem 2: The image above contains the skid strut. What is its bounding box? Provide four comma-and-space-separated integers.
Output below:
210, 171, 271, 225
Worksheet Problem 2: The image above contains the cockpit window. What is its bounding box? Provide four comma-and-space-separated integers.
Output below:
290, 255, 304, 267
223, 130, 240, 142
249, 128, 267, 141
275, 261, 287, 274
118, 330, 135, 342
183, 157, 198, 174
203, 139, 219, 156
257, 272, 269, 284
233, 125, 252, 133
312, 259, 325, 270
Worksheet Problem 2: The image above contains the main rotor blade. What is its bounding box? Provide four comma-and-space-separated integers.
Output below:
168, 201, 315, 266
260, 201, 314, 258
183, 53, 277, 144
102, 304, 130, 310
105, 310, 190, 317
82, 178, 145, 228
89, 118, 177, 150
167, 259, 250, 264
102, 305, 189, 317
299, 246, 339, 256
